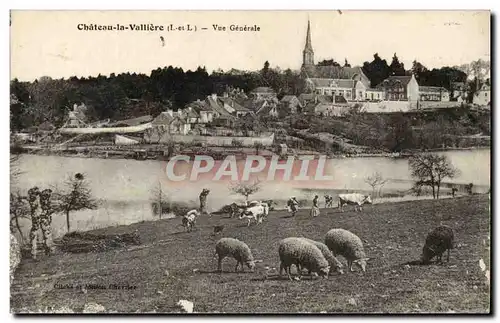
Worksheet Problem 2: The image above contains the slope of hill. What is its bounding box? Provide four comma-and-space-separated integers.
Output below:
11, 195, 490, 313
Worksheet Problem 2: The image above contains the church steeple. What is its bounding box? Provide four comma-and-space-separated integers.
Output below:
302, 19, 314, 67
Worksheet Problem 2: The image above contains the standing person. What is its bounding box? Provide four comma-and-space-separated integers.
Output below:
311, 195, 320, 217
27, 187, 42, 260
39, 189, 55, 255
199, 188, 211, 217
287, 197, 299, 217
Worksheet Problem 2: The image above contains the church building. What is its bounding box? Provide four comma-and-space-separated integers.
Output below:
300, 20, 373, 100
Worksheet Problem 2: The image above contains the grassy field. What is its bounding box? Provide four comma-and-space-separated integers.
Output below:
11, 194, 490, 314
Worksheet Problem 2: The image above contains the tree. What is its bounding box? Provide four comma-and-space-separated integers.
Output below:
411, 60, 428, 83
10, 192, 30, 242
317, 59, 341, 67
9, 154, 29, 240
261, 61, 271, 85
364, 172, 388, 198
362, 53, 391, 87
229, 180, 261, 204
254, 142, 264, 155
389, 53, 406, 76
150, 180, 167, 219
385, 113, 415, 152
56, 173, 98, 232
409, 153, 459, 199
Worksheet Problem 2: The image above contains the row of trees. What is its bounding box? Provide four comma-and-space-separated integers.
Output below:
306, 105, 490, 153
10, 65, 304, 132
10, 53, 487, 132
365, 153, 463, 200
10, 160, 98, 243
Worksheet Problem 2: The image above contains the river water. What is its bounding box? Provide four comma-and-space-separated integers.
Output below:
13, 149, 490, 238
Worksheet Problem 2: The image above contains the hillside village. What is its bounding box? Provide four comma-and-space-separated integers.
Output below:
11, 20, 491, 159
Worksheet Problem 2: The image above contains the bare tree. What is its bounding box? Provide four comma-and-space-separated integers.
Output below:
409, 153, 459, 199
10, 153, 29, 240
364, 171, 388, 198
229, 180, 261, 204
10, 154, 23, 188
10, 192, 30, 242
253, 142, 264, 155
55, 173, 98, 232
150, 180, 167, 219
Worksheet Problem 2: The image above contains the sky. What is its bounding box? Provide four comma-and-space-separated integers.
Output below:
10, 10, 490, 81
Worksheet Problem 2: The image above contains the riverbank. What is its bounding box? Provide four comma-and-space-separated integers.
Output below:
11, 195, 490, 313
14, 143, 491, 161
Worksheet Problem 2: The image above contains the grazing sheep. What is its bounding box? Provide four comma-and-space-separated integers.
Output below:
421, 225, 455, 264
299, 238, 344, 275
215, 238, 255, 272
278, 237, 330, 280
325, 229, 369, 272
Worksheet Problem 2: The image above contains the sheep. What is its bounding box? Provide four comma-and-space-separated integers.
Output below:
278, 237, 330, 280
421, 225, 455, 264
298, 238, 344, 275
215, 238, 255, 273
325, 228, 369, 272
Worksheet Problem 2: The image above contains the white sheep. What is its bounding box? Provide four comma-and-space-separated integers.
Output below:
215, 238, 256, 272
325, 228, 369, 272
298, 238, 344, 275
278, 237, 330, 280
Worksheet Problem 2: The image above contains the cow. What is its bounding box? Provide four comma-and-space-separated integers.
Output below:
182, 209, 199, 232
324, 195, 334, 208
239, 203, 270, 226
338, 193, 372, 212
246, 201, 271, 221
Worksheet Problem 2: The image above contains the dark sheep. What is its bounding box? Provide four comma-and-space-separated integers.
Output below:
421, 225, 455, 264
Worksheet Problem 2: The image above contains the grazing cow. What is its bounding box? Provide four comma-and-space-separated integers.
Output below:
324, 195, 334, 208
338, 193, 372, 212
182, 209, 199, 232
239, 204, 270, 226
246, 201, 270, 221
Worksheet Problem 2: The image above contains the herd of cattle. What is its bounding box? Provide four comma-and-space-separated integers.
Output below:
180, 192, 374, 233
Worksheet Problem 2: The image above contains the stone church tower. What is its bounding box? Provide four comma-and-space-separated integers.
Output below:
302, 20, 314, 67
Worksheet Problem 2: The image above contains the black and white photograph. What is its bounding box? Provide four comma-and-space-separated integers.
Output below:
9, 10, 491, 314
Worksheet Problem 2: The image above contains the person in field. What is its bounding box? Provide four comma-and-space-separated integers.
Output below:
310, 195, 320, 217
287, 197, 299, 217
199, 188, 211, 216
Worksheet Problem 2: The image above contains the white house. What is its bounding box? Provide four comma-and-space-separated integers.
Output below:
473, 84, 491, 106
419, 86, 450, 102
